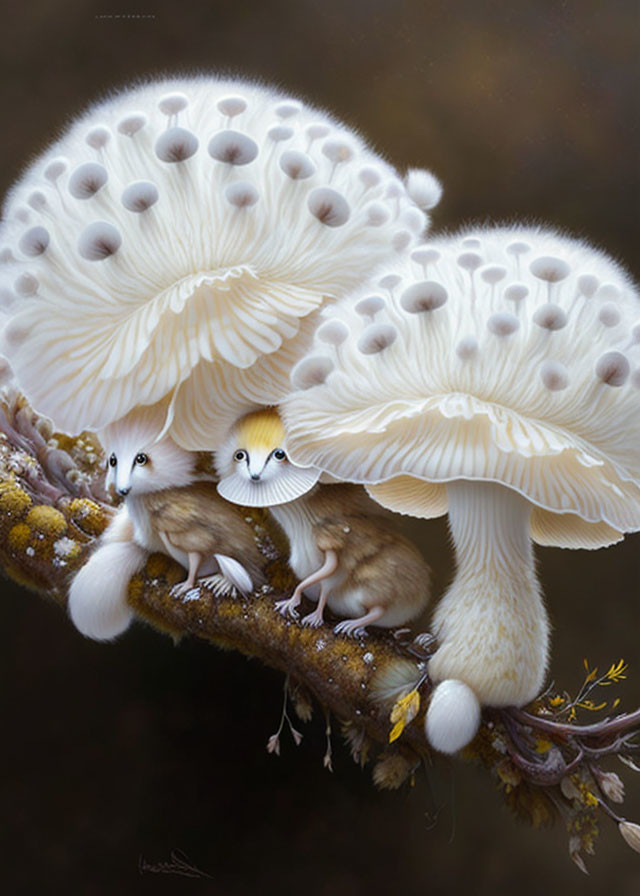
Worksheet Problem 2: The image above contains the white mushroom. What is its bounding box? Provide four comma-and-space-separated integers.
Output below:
283, 226, 640, 753
0, 76, 438, 446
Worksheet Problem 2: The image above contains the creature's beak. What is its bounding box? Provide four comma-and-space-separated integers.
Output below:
250, 473, 261, 481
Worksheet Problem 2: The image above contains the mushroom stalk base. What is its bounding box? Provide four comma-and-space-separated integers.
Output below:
429, 481, 549, 706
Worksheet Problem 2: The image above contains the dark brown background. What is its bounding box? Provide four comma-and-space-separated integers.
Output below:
1, 1, 639, 893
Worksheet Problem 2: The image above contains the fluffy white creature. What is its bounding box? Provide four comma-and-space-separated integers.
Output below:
0, 76, 439, 447
68, 402, 263, 640
282, 225, 640, 752
216, 409, 431, 636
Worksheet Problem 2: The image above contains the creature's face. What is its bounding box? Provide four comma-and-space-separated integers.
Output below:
104, 434, 196, 498
216, 409, 320, 507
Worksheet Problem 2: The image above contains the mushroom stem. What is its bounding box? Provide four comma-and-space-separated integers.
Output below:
429, 480, 549, 707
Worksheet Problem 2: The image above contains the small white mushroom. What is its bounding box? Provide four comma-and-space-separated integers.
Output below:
224, 181, 259, 209
121, 181, 160, 213
480, 265, 507, 286
158, 93, 189, 116
27, 191, 47, 212
68, 163, 108, 199
275, 101, 301, 119
358, 167, 381, 189
44, 159, 67, 182
217, 96, 248, 118
15, 273, 39, 296
379, 274, 401, 294
595, 351, 630, 387
532, 303, 568, 331
307, 187, 350, 227
504, 283, 529, 305
155, 127, 199, 162
267, 125, 294, 143
457, 252, 482, 273
208, 130, 258, 165
77, 221, 121, 260
291, 355, 334, 389
357, 323, 397, 354
316, 320, 349, 347
577, 274, 599, 298
400, 280, 448, 314
117, 114, 146, 137
506, 240, 531, 257
364, 203, 390, 227
487, 311, 519, 336
540, 360, 569, 391
19, 226, 49, 257
322, 139, 354, 167
392, 230, 412, 252
455, 336, 479, 360
86, 126, 111, 150
529, 256, 571, 283
279, 150, 316, 180
599, 303, 622, 327
355, 295, 386, 320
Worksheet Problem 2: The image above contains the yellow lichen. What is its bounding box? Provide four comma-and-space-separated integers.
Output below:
0, 481, 31, 515
26, 505, 67, 536
127, 576, 145, 602
145, 553, 172, 578
68, 498, 108, 536
8, 522, 32, 551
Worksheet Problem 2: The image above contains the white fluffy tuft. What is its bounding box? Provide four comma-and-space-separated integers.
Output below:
68, 540, 147, 640
405, 168, 443, 211
425, 679, 481, 754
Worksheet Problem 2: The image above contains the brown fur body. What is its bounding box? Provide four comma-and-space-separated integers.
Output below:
139, 482, 266, 588
271, 484, 431, 627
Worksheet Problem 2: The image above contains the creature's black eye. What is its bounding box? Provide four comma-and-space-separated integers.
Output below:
234, 450, 247, 462
108, 453, 117, 468
273, 449, 286, 461
135, 453, 148, 466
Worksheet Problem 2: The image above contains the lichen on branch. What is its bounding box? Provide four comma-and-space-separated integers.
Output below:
1, 388, 639, 869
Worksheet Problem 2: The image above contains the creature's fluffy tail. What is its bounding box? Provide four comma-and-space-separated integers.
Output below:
425, 679, 481, 754
214, 553, 253, 596
68, 541, 147, 640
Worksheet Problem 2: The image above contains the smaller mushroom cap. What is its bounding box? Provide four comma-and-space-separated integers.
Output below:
283, 227, 640, 548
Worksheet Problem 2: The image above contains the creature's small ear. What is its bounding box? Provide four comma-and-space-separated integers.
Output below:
217, 464, 321, 507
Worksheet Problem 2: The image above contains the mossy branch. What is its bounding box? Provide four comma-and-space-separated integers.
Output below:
1, 388, 639, 868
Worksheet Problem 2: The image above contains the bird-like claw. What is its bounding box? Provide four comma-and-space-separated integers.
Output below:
301, 608, 325, 628
414, 632, 437, 649
199, 574, 236, 598
171, 580, 198, 599
275, 597, 300, 619
334, 620, 368, 639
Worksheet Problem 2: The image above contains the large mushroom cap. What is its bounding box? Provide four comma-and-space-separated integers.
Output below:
283, 227, 640, 547
0, 76, 432, 442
